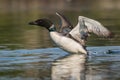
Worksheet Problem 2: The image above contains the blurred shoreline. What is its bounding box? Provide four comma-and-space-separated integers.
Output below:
0, 0, 120, 13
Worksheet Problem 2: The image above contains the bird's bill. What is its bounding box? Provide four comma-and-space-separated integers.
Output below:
28, 21, 37, 25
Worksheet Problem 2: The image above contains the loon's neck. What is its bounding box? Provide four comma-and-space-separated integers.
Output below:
48, 25, 56, 32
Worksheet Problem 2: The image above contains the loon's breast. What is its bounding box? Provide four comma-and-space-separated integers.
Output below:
50, 32, 87, 54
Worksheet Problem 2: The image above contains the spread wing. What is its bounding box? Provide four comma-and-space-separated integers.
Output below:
79, 16, 112, 37
56, 12, 73, 35
69, 16, 113, 46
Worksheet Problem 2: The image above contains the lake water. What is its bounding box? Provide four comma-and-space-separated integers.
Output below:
0, 46, 120, 80
0, 0, 120, 80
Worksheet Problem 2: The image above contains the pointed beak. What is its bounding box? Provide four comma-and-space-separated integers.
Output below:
28, 21, 37, 25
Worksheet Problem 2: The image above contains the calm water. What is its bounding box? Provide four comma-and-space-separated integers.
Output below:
0, 0, 120, 80
0, 46, 120, 80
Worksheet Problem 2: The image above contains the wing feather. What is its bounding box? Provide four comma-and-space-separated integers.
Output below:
79, 16, 112, 37
69, 16, 113, 46
56, 12, 73, 35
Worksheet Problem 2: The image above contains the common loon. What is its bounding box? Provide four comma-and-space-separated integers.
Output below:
29, 12, 113, 55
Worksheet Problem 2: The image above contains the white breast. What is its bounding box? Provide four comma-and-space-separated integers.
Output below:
50, 32, 87, 54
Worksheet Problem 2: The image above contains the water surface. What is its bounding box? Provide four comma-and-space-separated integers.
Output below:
0, 46, 120, 80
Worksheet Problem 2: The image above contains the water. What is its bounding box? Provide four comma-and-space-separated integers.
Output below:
0, 46, 120, 80
0, 0, 120, 80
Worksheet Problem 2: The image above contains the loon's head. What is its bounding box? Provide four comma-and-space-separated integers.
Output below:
29, 18, 54, 31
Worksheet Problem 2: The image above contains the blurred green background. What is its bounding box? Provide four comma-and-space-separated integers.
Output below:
0, 0, 120, 50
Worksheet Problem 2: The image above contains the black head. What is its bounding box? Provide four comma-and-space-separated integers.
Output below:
29, 18, 53, 30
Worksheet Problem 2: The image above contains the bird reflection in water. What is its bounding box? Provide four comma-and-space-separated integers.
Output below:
52, 54, 87, 80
